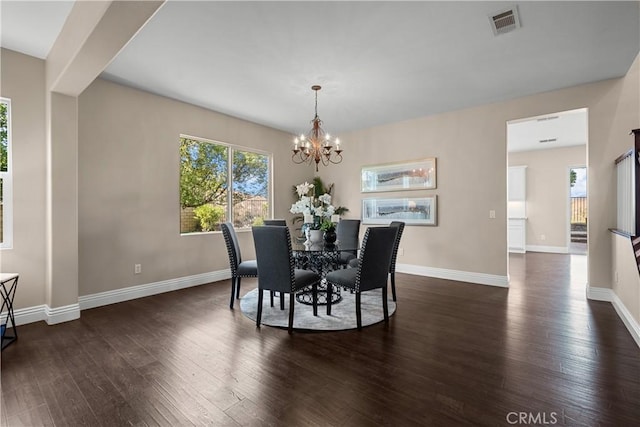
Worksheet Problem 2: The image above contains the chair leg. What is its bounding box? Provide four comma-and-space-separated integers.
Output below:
356, 292, 362, 330
236, 277, 242, 299
326, 283, 333, 315
270, 291, 274, 307
256, 289, 264, 328
280, 292, 285, 310
312, 282, 318, 316
229, 277, 236, 309
288, 292, 295, 334
390, 271, 397, 302
382, 286, 389, 323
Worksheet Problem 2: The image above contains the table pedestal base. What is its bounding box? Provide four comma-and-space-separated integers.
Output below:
296, 280, 342, 306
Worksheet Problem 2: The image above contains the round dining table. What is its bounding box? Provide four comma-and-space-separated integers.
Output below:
291, 241, 357, 306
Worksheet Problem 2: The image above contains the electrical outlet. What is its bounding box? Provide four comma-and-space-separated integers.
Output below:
134, 264, 142, 274
540, 234, 546, 241
398, 248, 404, 256
489, 210, 496, 219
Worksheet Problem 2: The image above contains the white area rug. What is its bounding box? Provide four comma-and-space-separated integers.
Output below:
239, 287, 396, 331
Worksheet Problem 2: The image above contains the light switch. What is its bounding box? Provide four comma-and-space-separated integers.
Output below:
489, 210, 496, 219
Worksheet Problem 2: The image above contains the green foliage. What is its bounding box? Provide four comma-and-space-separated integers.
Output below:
232, 150, 269, 202
0, 102, 8, 172
570, 169, 577, 187
320, 218, 335, 232
252, 217, 265, 226
193, 204, 225, 232
180, 138, 228, 208
311, 176, 333, 198
180, 138, 270, 215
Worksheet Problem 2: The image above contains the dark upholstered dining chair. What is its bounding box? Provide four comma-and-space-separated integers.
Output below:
336, 219, 360, 267
326, 227, 397, 330
252, 226, 320, 333
263, 219, 287, 226
387, 221, 406, 301
221, 222, 258, 309
349, 221, 405, 301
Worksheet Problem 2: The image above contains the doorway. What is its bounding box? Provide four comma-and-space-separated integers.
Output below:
507, 108, 588, 257
569, 166, 587, 254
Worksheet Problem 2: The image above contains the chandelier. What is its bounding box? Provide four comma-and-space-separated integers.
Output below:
292, 85, 343, 171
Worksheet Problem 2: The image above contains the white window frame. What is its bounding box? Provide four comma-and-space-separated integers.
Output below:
0, 97, 13, 249
180, 134, 273, 234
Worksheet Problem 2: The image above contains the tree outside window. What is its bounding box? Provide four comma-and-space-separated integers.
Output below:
179, 136, 270, 233
0, 99, 11, 248
1, 102, 7, 172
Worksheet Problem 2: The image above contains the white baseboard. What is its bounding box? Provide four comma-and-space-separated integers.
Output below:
396, 263, 509, 288
3, 270, 231, 327
3, 304, 47, 326
586, 286, 612, 301
78, 269, 231, 311
526, 245, 569, 254
45, 303, 80, 325
1, 303, 80, 327
587, 286, 640, 348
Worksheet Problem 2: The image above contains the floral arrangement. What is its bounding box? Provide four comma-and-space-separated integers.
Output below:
290, 181, 339, 230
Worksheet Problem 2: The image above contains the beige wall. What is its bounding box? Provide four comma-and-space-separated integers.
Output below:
326, 109, 509, 277
509, 146, 586, 250
611, 233, 640, 324
323, 54, 640, 286
0, 49, 48, 309
77, 78, 310, 296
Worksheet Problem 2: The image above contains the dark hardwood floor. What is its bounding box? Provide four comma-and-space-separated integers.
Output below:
1, 252, 639, 426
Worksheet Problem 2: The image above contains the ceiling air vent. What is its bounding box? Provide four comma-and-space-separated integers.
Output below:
489, 6, 521, 36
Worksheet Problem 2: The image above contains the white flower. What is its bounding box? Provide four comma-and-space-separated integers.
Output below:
291, 186, 340, 227
296, 182, 314, 198
289, 199, 308, 214
318, 193, 332, 205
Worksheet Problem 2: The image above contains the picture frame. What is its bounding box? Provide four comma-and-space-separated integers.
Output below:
361, 196, 437, 226
361, 158, 436, 193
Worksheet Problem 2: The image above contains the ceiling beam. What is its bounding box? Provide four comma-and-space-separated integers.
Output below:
47, 0, 165, 96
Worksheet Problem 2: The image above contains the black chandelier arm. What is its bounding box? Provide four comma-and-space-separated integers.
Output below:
320, 151, 343, 166
292, 151, 311, 165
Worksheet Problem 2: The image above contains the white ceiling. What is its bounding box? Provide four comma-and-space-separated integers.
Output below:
1, 1, 639, 137
0, 1, 74, 59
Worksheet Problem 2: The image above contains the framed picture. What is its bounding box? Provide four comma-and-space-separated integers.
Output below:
361, 158, 436, 192
362, 196, 437, 226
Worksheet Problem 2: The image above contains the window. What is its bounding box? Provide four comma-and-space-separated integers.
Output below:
179, 135, 271, 233
0, 98, 12, 249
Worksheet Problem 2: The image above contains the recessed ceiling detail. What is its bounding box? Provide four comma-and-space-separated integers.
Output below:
489, 6, 521, 36
508, 108, 588, 153
537, 116, 560, 122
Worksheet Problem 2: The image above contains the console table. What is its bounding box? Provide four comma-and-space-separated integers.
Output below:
1, 273, 19, 350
